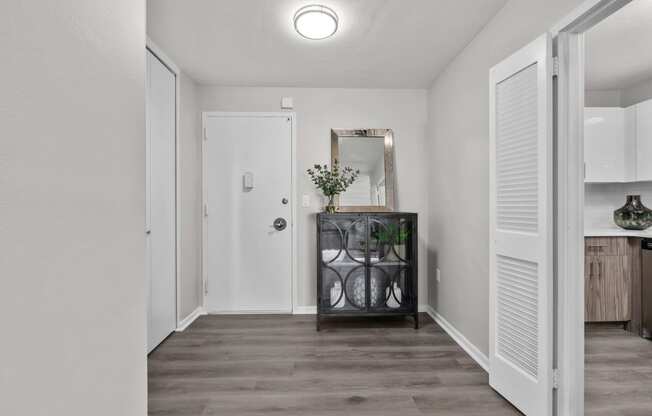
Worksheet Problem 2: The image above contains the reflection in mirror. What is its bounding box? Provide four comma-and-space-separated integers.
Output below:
338, 136, 385, 206
331, 129, 395, 211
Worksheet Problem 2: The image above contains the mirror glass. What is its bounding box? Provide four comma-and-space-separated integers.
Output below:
331, 129, 395, 212
338, 136, 386, 206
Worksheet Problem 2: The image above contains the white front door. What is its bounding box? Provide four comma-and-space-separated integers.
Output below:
146, 50, 177, 353
204, 113, 293, 313
489, 34, 554, 415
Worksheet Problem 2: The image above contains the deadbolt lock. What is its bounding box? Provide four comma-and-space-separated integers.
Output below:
273, 217, 287, 231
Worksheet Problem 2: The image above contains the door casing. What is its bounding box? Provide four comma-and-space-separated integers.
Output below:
551, 1, 632, 415
201, 112, 298, 313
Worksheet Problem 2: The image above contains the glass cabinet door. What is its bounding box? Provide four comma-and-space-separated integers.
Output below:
368, 215, 416, 312
319, 215, 367, 312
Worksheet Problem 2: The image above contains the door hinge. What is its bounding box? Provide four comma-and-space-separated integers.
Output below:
552, 56, 560, 77
204, 203, 208, 217
203, 127, 207, 141
552, 368, 560, 389
204, 280, 208, 294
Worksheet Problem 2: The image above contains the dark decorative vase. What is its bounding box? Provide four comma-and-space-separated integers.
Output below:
613, 195, 652, 230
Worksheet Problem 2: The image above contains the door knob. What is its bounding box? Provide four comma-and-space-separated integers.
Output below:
273, 217, 287, 231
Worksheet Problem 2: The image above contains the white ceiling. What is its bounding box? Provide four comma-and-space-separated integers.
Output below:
147, 0, 507, 88
585, 0, 652, 90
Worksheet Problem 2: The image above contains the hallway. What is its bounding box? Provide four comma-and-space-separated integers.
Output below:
148, 314, 520, 415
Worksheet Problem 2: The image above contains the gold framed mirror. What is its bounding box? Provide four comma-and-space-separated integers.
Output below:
331, 128, 395, 212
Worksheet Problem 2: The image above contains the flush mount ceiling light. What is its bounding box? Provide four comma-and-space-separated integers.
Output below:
293, 5, 339, 40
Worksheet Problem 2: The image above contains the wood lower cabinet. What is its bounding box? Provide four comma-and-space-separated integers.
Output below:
585, 253, 631, 321
585, 237, 637, 323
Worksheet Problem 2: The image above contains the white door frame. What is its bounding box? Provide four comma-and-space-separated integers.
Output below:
146, 38, 182, 329
551, 1, 632, 415
201, 112, 298, 313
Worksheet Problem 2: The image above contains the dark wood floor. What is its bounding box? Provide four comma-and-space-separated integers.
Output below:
148, 313, 521, 416
585, 324, 652, 415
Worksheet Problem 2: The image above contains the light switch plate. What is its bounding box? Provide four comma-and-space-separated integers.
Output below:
281, 96, 294, 109
436, 268, 441, 283
302, 194, 310, 207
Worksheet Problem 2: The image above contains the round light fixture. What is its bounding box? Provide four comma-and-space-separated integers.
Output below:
293, 5, 339, 40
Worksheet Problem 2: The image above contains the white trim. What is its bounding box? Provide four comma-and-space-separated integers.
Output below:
146, 37, 181, 75
293, 306, 317, 315
422, 305, 490, 372
206, 309, 293, 315
293, 305, 430, 316
176, 307, 206, 332
552, 2, 631, 415
556, 30, 586, 416
551, 0, 631, 35
201, 112, 298, 314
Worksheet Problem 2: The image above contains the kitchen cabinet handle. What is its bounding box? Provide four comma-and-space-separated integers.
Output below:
589, 261, 594, 278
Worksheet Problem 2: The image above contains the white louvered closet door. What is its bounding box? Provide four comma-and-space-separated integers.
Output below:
489, 34, 553, 416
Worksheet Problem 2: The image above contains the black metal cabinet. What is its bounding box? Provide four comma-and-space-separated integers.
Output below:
316, 212, 418, 330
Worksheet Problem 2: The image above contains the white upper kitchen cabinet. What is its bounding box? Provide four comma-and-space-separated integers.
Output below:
635, 99, 652, 181
584, 107, 628, 182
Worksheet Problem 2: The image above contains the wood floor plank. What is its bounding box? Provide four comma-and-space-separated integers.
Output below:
585, 323, 652, 415
149, 313, 520, 415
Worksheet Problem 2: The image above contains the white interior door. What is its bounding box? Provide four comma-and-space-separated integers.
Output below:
489, 34, 554, 416
204, 113, 293, 313
146, 50, 177, 353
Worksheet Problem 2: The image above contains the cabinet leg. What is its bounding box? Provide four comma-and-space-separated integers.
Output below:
316, 315, 320, 332
414, 313, 419, 330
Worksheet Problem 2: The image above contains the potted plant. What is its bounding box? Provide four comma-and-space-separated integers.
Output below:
307, 160, 359, 213
372, 223, 410, 260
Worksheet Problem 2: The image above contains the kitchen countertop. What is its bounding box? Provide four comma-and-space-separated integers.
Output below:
585, 226, 652, 238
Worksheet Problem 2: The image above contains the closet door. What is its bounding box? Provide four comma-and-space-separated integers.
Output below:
146, 50, 177, 353
489, 34, 554, 416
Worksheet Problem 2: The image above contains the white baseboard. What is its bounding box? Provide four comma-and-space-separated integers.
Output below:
176, 306, 206, 332
421, 305, 489, 372
295, 305, 429, 315
293, 306, 317, 315
205, 308, 292, 315
294, 305, 430, 316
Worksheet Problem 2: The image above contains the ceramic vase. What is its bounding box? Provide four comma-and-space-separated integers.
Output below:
613, 195, 652, 230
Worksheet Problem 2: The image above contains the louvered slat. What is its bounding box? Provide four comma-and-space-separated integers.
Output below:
495, 64, 539, 233
496, 255, 539, 379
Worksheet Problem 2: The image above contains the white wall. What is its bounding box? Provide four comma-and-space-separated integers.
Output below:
585, 89, 622, 107
585, 182, 652, 230
178, 73, 203, 320
426, 0, 586, 356
199, 87, 429, 308
1, 1, 146, 415
622, 77, 652, 107
586, 77, 652, 108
